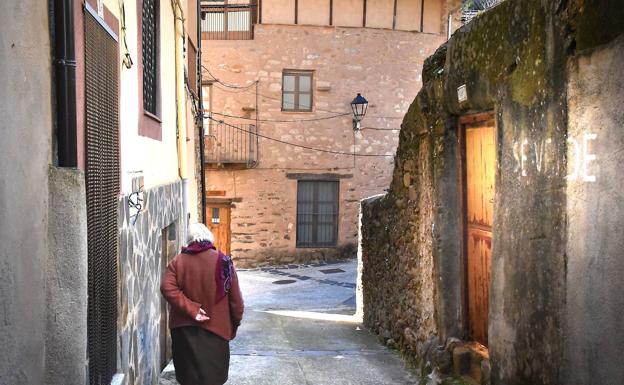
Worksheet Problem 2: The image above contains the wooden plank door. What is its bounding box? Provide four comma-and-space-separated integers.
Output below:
463, 116, 496, 346
206, 204, 231, 255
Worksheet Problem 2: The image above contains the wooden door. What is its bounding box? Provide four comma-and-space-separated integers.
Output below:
206, 204, 231, 255
463, 116, 496, 346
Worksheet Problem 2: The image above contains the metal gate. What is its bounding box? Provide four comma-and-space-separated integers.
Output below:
85, 11, 120, 385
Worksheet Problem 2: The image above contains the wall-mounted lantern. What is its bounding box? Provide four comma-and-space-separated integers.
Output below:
351, 93, 368, 131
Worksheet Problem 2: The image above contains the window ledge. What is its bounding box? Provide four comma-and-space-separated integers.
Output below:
144, 110, 162, 123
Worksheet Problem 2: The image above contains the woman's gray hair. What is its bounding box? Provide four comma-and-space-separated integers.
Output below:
186, 223, 215, 245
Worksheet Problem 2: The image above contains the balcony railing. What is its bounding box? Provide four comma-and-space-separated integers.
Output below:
204, 122, 258, 167
201, 1, 256, 40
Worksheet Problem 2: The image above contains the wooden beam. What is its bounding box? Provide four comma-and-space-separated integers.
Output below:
362, 0, 367, 27
258, 0, 262, 24
329, 0, 333, 26
295, 0, 298, 24
420, 0, 425, 32
392, 0, 398, 29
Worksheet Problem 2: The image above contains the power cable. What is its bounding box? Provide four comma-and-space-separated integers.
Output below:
202, 65, 258, 89
208, 111, 350, 123
202, 65, 405, 119
362, 127, 400, 131
207, 116, 394, 157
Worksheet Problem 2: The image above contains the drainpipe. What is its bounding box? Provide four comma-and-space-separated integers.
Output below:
54, 0, 77, 167
171, 0, 190, 234
197, 0, 207, 224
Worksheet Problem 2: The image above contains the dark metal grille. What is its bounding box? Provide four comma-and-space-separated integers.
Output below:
201, 2, 256, 40
142, 0, 158, 114
85, 13, 120, 385
204, 122, 258, 167
296, 181, 339, 247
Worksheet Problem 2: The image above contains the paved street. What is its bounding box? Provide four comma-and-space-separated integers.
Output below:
159, 259, 419, 385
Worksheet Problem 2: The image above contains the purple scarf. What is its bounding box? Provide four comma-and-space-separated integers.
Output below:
182, 241, 234, 303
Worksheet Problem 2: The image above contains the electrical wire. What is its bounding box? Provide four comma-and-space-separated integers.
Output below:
207, 116, 394, 157
208, 111, 350, 123
361, 127, 400, 131
202, 65, 406, 119
203, 65, 258, 89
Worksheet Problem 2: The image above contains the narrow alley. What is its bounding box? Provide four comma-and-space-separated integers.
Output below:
159, 260, 419, 385
4, 0, 624, 384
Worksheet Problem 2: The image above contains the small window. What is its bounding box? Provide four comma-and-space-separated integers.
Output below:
296, 181, 338, 247
142, 0, 159, 115
211, 207, 220, 224
282, 70, 313, 112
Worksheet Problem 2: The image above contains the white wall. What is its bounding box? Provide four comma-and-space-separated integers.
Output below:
109, 0, 181, 193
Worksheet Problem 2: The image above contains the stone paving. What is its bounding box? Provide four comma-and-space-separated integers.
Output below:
159, 259, 419, 385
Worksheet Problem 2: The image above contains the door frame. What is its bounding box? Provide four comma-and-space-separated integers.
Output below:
458, 111, 496, 345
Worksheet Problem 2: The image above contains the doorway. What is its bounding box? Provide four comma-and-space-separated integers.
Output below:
460, 113, 496, 346
206, 203, 232, 255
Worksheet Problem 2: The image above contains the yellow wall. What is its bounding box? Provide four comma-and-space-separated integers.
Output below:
111, 0, 181, 193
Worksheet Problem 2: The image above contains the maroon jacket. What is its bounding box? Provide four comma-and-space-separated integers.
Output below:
160, 248, 244, 341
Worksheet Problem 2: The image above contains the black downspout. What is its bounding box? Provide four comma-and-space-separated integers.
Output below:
54, 0, 78, 167
197, 0, 207, 224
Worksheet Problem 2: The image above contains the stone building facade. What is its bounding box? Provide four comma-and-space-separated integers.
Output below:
202, 0, 459, 266
360, 0, 624, 384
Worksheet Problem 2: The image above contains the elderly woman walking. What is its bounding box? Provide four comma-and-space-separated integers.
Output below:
161, 223, 244, 385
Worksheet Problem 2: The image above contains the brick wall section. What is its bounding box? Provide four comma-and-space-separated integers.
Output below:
203, 24, 445, 266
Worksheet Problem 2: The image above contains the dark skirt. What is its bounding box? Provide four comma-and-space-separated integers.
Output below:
172, 327, 230, 385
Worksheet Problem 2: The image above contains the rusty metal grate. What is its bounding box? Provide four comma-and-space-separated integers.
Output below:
142, 0, 158, 114
85, 12, 120, 385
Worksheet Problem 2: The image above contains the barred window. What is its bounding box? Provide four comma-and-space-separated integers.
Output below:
296, 181, 339, 247
142, 0, 158, 115
282, 70, 313, 112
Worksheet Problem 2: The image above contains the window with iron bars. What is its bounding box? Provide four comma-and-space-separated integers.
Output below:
201, 1, 257, 40
142, 0, 159, 114
296, 181, 339, 248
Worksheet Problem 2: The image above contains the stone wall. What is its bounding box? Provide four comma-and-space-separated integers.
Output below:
361, 0, 624, 384
46, 167, 89, 385
0, 1, 53, 383
203, 23, 446, 266
564, 20, 624, 385
118, 181, 184, 385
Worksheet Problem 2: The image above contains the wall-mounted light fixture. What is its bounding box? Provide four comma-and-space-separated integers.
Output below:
351, 93, 368, 131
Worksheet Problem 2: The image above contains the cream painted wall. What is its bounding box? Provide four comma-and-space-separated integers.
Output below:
423, 0, 442, 33
262, 0, 295, 24
110, 0, 181, 193
185, 98, 200, 222
299, 0, 330, 26
396, 0, 422, 31
258, 0, 442, 33
365, 0, 394, 29
333, 0, 364, 27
